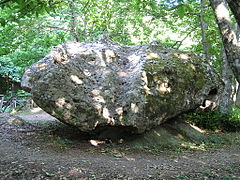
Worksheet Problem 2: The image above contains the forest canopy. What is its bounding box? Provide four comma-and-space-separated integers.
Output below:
0, 0, 223, 76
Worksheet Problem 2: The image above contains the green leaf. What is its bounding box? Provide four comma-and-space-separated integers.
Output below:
16, 0, 25, 8
0, 18, 6, 26
177, 5, 185, 19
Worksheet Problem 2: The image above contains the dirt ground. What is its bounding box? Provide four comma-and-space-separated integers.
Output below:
0, 110, 240, 180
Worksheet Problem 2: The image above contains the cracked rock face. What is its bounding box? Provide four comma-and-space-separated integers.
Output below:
21, 40, 222, 133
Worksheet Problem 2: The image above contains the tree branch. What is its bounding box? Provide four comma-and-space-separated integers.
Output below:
48, 0, 65, 7
81, 0, 90, 11
172, 28, 196, 49
43, 25, 69, 32
0, 0, 12, 5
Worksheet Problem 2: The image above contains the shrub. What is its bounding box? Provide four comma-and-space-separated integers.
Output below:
183, 109, 240, 132
222, 108, 240, 132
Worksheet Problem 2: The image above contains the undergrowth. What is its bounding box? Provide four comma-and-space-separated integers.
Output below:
183, 108, 240, 132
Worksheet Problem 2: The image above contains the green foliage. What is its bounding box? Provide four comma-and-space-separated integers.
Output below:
184, 109, 240, 132
0, 0, 64, 23
184, 111, 223, 131
0, 6, 68, 80
0, 56, 21, 81
224, 108, 240, 131
0, 0, 230, 96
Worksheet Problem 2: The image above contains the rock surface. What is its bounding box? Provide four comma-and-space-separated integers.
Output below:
21, 39, 222, 133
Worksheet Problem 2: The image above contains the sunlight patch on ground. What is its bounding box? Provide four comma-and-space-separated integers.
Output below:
181, 142, 208, 151
89, 139, 106, 146
189, 124, 206, 133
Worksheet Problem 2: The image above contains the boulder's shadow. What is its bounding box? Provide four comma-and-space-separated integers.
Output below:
35, 116, 211, 148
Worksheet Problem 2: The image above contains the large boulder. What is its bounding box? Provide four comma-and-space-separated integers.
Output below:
21, 39, 222, 133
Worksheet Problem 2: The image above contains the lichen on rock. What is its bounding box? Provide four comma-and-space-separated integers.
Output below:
21, 39, 223, 133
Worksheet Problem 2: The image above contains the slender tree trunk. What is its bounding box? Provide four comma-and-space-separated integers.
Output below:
83, 16, 88, 41
234, 23, 240, 107
200, 0, 210, 59
210, 0, 240, 83
68, 0, 79, 42
219, 49, 234, 114
234, 83, 240, 107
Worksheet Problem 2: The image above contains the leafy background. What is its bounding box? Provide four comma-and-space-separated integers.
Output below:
0, 0, 223, 81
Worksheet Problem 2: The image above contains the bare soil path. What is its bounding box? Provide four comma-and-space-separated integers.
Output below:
0, 111, 240, 180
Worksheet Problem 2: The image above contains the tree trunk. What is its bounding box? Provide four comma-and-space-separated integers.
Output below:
219, 49, 234, 114
200, 0, 210, 59
233, 23, 240, 107
226, 0, 240, 28
68, 0, 79, 42
210, 0, 240, 83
